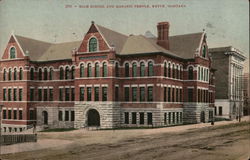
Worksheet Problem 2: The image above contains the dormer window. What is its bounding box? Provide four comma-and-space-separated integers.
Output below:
89, 37, 97, 52
202, 45, 206, 58
10, 47, 16, 59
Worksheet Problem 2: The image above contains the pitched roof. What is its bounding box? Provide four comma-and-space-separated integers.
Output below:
119, 35, 180, 58
96, 24, 128, 54
15, 35, 81, 61
169, 32, 204, 59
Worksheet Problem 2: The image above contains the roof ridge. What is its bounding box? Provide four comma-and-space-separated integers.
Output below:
170, 32, 203, 38
96, 24, 128, 37
15, 35, 53, 45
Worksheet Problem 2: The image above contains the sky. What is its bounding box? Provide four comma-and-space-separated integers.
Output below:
0, 0, 249, 72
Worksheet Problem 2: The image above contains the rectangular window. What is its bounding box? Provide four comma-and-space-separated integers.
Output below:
176, 88, 179, 102
8, 89, 11, 101
132, 87, 137, 101
58, 111, 63, 121
13, 110, 17, 119
164, 87, 167, 102
172, 88, 175, 102
132, 112, 137, 124
147, 112, 153, 125
65, 88, 70, 101
180, 112, 183, 122
71, 88, 75, 101
168, 87, 171, 102
180, 89, 182, 102
94, 87, 99, 101
65, 110, 69, 121
188, 88, 193, 102
13, 88, 17, 101
139, 112, 144, 124
214, 106, 217, 115
29, 110, 34, 120
168, 112, 171, 124
172, 112, 175, 124
44, 89, 48, 101
124, 87, 130, 101
102, 87, 107, 101
219, 106, 223, 116
71, 111, 75, 121
147, 87, 153, 102
115, 87, 119, 101
176, 112, 179, 123
19, 89, 22, 101
30, 88, 34, 101
124, 112, 129, 124
3, 89, 6, 101
3, 110, 7, 119
80, 87, 84, 101
19, 110, 23, 120
8, 110, 12, 119
139, 87, 145, 102
164, 113, 167, 124
59, 88, 63, 101
49, 89, 53, 101
38, 89, 42, 101
87, 87, 92, 101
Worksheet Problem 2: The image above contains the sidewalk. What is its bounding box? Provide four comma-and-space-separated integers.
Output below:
1, 116, 249, 155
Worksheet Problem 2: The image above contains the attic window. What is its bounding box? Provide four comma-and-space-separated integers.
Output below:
202, 45, 206, 58
10, 47, 16, 59
89, 37, 97, 52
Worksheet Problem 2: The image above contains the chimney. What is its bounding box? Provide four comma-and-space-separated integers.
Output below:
157, 22, 170, 50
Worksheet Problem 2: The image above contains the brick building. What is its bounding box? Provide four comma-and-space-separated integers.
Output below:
0, 21, 215, 132
210, 47, 246, 120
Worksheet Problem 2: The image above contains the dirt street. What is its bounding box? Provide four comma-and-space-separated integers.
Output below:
1, 121, 250, 160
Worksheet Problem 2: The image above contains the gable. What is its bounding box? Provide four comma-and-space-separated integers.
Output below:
1, 35, 25, 60
78, 23, 110, 53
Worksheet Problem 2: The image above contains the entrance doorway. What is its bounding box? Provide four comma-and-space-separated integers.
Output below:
87, 109, 100, 126
200, 111, 205, 123
42, 111, 48, 125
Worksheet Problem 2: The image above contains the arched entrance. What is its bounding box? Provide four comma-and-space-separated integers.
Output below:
42, 111, 48, 125
87, 109, 100, 127
200, 111, 205, 123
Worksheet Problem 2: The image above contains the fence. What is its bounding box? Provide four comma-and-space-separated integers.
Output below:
1, 134, 37, 145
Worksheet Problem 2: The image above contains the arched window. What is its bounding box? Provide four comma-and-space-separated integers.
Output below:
102, 62, 108, 77
44, 68, 48, 80
125, 63, 129, 77
180, 66, 183, 80
14, 68, 17, 80
65, 66, 70, 80
202, 45, 206, 58
115, 62, 119, 77
164, 62, 167, 77
87, 63, 92, 77
10, 47, 16, 59
148, 61, 154, 77
60, 67, 64, 80
188, 66, 193, 80
140, 62, 145, 77
8, 68, 12, 80
3, 69, 6, 81
89, 38, 97, 52
95, 63, 100, 77
19, 68, 23, 80
80, 64, 84, 77
172, 64, 175, 78
71, 66, 75, 79
168, 63, 171, 77
49, 68, 53, 80
132, 62, 137, 77
38, 68, 42, 80
30, 68, 34, 80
